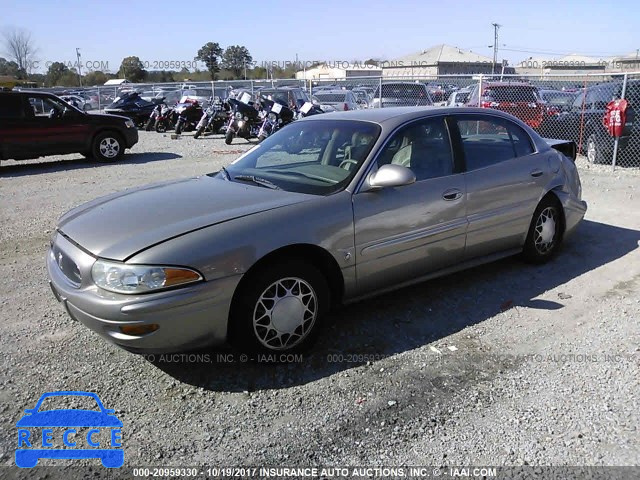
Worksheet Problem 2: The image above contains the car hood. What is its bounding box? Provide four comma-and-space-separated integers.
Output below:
57, 175, 311, 261
16, 410, 122, 427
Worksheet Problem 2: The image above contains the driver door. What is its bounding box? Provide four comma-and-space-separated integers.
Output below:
352, 117, 468, 295
25, 95, 90, 155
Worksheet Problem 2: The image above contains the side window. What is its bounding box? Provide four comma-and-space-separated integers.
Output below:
0, 95, 25, 119
28, 96, 66, 118
457, 115, 533, 171
376, 118, 453, 181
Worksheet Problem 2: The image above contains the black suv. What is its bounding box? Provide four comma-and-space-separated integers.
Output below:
549, 80, 638, 164
0, 91, 139, 163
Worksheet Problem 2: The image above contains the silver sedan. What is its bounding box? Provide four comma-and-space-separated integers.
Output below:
47, 107, 587, 354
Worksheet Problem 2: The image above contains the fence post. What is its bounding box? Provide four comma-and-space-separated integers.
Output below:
378, 76, 382, 108
612, 73, 628, 171
98, 87, 101, 112
478, 75, 483, 107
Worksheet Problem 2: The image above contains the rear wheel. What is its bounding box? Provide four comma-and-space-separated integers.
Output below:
522, 195, 563, 263
225, 129, 234, 145
229, 261, 329, 353
155, 120, 167, 133
92, 131, 124, 162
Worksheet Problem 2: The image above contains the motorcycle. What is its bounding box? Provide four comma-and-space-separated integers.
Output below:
295, 100, 324, 119
174, 99, 204, 134
224, 93, 262, 145
154, 104, 177, 133
104, 92, 159, 128
144, 102, 164, 131
193, 99, 229, 139
257, 98, 295, 142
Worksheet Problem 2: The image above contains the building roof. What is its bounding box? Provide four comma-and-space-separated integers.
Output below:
390, 44, 493, 65
104, 79, 130, 85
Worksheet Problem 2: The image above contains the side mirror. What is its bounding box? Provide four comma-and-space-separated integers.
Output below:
367, 164, 416, 190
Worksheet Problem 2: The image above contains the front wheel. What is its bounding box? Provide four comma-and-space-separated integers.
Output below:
92, 131, 124, 162
175, 120, 183, 135
257, 134, 267, 143
522, 196, 563, 264
229, 262, 329, 353
144, 118, 154, 131
225, 129, 234, 145
194, 126, 205, 139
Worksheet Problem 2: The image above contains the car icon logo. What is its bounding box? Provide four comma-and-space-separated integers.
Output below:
15, 391, 123, 468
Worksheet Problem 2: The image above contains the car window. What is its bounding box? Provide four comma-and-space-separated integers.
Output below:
484, 86, 539, 102
27, 96, 68, 118
0, 95, 25, 119
314, 93, 347, 103
457, 115, 534, 171
223, 120, 380, 195
376, 118, 454, 181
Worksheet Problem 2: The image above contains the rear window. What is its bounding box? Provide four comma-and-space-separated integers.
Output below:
0, 95, 25, 118
379, 84, 428, 97
314, 93, 347, 102
484, 86, 539, 103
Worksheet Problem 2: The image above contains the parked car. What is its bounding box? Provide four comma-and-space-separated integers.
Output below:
311, 95, 337, 113
59, 95, 88, 111
370, 82, 433, 108
312, 90, 361, 111
46, 107, 585, 354
446, 88, 471, 107
0, 91, 138, 163
466, 81, 545, 129
259, 87, 312, 110
544, 80, 639, 164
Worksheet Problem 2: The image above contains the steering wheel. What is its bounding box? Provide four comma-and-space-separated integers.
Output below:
339, 159, 359, 171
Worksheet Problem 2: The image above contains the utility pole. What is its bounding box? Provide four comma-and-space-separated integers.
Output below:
491, 23, 501, 75
76, 48, 83, 87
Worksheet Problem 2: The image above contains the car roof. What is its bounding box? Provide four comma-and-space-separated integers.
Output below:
298, 106, 523, 126
483, 81, 537, 88
315, 90, 349, 94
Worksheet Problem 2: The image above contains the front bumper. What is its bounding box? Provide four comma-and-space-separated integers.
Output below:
46, 233, 241, 353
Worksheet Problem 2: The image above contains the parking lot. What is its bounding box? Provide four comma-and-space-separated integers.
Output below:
1, 131, 639, 471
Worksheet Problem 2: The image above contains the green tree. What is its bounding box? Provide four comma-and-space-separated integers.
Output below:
83, 70, 109, 86
45, 61, 69, 86
222, 45, 252, 79
118, 56, 147, 82
0, 56, 20, 76
196, 42, 223, 80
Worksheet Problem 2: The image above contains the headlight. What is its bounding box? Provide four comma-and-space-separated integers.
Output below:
268, 112, 277, 121
243, 115, 248, 121
235, 112, 242, 119
124, 119, 135, 128
92, 260, 202, 294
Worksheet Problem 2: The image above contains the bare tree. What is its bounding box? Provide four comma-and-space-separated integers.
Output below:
2, 27, 38, 77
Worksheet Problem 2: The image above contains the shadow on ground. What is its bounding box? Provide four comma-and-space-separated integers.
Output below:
151, 219, 639, 391
0, 152, 182, 177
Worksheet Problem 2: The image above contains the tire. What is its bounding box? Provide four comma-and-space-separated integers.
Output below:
175, 120, 183, 135
229, 261, 329, 354
522, 195, 564, 264
225, 129, 234, 145
257, 134, 267, 143
586, 134, 608, 164
194, 126, 205, 139
155, 120, 167, 133
144, 118, 154, 131
92, 131, 124, 162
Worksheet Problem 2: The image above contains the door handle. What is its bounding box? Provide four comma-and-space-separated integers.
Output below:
530, 169, 544, 177
442, 189, 463, 201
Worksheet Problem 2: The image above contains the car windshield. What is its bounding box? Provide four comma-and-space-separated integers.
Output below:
219, 120, 381, 195
37, 395, 101, 412
484, 86, 539, 102
541, 91, 575, 105
314, 93, 347, 103
260, 91, 290, 105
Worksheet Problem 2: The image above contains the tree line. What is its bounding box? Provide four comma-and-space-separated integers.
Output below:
1, 28, 300, 87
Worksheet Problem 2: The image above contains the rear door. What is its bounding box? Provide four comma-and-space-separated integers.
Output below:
0, 94, 30, 159
353, 116, 467, 294
453, 113, 550, 259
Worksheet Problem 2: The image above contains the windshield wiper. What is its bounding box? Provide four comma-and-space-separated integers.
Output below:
233, 175, 281, 190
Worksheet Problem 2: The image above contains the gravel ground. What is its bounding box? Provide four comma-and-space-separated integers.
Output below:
0, 131, 638, 478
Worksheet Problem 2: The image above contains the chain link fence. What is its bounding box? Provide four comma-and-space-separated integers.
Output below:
18, 72, 640, 170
